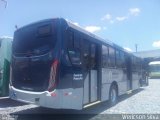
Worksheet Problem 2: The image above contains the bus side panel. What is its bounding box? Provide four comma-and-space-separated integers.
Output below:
58, 67, 83, 109
101, 68, 110, 101
101, 84, 110, 101
101, 68, 128, 101
90, 70, 98, 102
117, 81, 128, 95
58, 64, 84, 109
57, 21, 83, 109
83, 74, 89, 104
118, 69, 128, 95
61, 88, 83, 109
132, 72, 140, 90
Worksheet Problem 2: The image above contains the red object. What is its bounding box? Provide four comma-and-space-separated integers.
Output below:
64, 93, 68, 96
51, 92, 57, 97
48, 59, 59, 92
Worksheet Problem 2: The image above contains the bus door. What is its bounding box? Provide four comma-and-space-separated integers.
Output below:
126, 56, 132, 90
83, 40, 100, 104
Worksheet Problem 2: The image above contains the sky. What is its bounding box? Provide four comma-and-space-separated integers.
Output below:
0, 0, 160, 52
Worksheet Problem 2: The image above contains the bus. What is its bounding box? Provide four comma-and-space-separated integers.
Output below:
0, 37, 12, 96
149, 61, 160, 78
10, 18, 144, 110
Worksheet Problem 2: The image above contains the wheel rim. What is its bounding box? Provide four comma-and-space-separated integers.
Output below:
111, 88, 116, 103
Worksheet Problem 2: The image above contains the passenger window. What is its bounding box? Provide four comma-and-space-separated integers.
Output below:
132, 56, 137, 71
90, 44, 96, 69
74, 33, 80, 49
121, 52, 127, 68
122, 53, 127, 68
116, 50, 120, 67
108, 47, 115, 67
67, 30, 82, 66
102, 45, 108, 68
120, 51, 125, 68
68, 49, 81, 66
83, 40, 97, 69
37, 24, 52, 37
83, 40, 90, 68
67, 30, 74, 49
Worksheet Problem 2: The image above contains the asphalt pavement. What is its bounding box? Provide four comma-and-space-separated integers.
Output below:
0, 79, 160, 120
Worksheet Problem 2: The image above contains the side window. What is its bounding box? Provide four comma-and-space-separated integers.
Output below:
67, 30, 80, 49
123, 53, 127, 68
116, 51, 126, 68
90, 44, 96, 68
83, 40, 90, 68
74, 33, 80, 49
67, 30, 74, 49
108, 47, 115, 67
67, 30, 81, 66
132, 56, 136, 71
82, 40, 97, 69
124, 53, 127, 68
102, 45, 108, 68
116, 50, 120, 67
137, 59, 142, 71
134, 57, 141, 71
120, 51, 126, 68
68, 49, 81, 65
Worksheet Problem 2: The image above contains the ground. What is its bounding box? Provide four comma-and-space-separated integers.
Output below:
0, 79, 160, 120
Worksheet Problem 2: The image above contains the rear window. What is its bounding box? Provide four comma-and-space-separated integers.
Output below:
37, 24, 52, 37
13, 22, 56, 56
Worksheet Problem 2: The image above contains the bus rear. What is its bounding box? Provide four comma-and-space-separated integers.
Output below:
10, 18, 144, 110
9, 19, 64, 108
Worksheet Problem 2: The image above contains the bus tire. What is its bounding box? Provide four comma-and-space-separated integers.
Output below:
109, 85, 118, 106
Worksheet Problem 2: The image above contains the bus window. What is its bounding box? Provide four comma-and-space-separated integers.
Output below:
83, 40, 90, 69
67, 30, 74, 49
132, 56, 139, 71
116, 50, 120, 68
74, 33, 80, 49
108, 47, 115, 67
67, 30, 81, 66
120, 51, 126, 68
90, 44, 96, 69
123, 53, 127, 68
67, 30, 81, 49
68, 49, 81, 66
102, 45, 108, 68
37, 24, 52, 37
13, 24, 54, 56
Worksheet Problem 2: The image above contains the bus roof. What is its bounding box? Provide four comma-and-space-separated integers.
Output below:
65, 19, 132, 54
14, 18, 135, 56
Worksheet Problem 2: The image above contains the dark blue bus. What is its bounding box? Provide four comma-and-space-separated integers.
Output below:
10, 18, 143, 109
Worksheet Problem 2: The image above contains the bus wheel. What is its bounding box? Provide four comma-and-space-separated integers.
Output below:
109, 85, 118, 106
